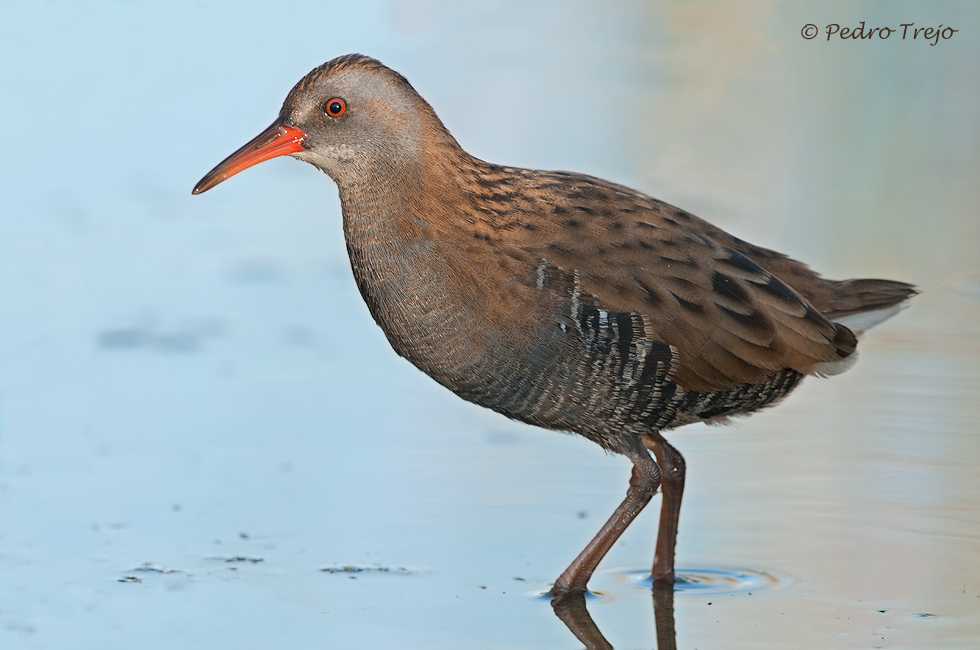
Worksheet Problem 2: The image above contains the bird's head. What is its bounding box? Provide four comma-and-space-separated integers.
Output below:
193, 54, 445, 195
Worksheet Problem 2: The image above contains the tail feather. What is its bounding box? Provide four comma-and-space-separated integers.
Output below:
822, 279, 918, 335
819, 279, 919, 320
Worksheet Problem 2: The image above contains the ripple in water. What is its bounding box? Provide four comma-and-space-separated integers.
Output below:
620, 567, 782, 595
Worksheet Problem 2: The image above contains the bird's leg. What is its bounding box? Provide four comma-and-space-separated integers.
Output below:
643, 431, 686, 584
549, 446, 661, 600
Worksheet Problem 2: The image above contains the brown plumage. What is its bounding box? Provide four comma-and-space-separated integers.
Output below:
193, 54, 917, 599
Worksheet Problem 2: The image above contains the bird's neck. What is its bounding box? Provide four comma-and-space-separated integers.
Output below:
334, 134, 473, 258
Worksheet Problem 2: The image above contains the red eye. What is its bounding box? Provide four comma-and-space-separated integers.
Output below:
324, 98, 347, 117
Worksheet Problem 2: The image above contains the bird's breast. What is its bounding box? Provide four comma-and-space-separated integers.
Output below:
341, 204, 506, 390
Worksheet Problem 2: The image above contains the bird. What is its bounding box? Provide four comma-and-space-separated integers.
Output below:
193, 54, 917, 599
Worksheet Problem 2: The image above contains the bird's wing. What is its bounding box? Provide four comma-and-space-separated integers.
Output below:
510, 172, 857, 393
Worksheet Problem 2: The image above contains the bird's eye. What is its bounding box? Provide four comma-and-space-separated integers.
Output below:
324, 98, 347, 118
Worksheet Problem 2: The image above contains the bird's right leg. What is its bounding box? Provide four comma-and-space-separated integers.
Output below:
643, 431, 686, 584
549, 441, 662, 600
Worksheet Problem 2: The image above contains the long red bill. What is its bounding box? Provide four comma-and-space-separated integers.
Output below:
192, 117, 307, 195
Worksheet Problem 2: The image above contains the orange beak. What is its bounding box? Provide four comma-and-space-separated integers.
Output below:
192, 116, 307, 195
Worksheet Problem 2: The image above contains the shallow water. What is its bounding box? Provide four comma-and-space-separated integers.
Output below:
2, 1, 979, 648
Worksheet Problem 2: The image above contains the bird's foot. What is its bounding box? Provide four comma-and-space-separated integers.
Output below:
547, 582, 590, 604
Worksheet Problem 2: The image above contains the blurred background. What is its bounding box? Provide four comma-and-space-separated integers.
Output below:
1, 1, 977, 648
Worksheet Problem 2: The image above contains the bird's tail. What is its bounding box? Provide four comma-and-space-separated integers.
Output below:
822, 279, 919, 335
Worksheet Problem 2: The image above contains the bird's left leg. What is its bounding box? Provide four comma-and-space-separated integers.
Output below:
549, 439, 661, 599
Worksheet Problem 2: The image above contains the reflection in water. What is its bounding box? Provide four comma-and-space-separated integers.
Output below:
651, 582, 679, 650
551, 582, 677, 650
551, 567, 780, 648
551, 592, 614, 650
